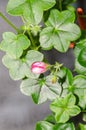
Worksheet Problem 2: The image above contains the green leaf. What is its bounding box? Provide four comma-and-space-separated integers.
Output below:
20, 74, 62, 104
74, 39, 86, 58
73, 75, 86, 109
56, 0, 76, 6
57, 67, 74, 97
0, 32, 30, 59
6, 0, 26, 15
78, 47, 86, 67
74, 39, 86, 75
54, 122, 75, 130
46, 10, 75, 26
2, 50, 43, 80
40, 9, 81, 52
56, 0, 76, 11
62, 0, 76, 6
67, 5, 75, 12
44, 114, 56, 124
83, 113, 86, 122
35, 121, 75, 130
6, 0, 56, 24
50, 94, 81, 123
77, 124, 86, 130
36, 121, 54, 130
74, 59, 86, 75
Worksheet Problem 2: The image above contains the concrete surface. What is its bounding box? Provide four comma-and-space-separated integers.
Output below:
0, 1, 50, 130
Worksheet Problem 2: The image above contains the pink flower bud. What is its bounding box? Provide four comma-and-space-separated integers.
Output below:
31, 62, 48, 74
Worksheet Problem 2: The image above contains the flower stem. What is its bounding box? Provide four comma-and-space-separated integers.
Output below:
59, 0, 62, 11
0, 12, 19, 33
27, 30, 35, 48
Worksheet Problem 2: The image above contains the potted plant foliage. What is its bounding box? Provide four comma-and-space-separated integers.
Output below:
0, 0, 86, 129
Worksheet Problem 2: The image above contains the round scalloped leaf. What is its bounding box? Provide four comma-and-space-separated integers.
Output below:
20, 74, 62, 104
0, 32, 30, 59
2, 50, 43, 80
77, 124, 86, 130
50, 94, 81, 123
36, 121, 54, 130
40, 9, 81, 52
73, 75, 86, 109
6, 0, 56, 24
78, 47, 86, 67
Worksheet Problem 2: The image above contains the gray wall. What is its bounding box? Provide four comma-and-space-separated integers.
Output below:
0, 1, 50, 130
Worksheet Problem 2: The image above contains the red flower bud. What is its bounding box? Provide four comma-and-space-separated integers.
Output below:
69, 42, 75, 49
77, 8, 86, 30
77, 8, 84, 15
31, 62, 48, 74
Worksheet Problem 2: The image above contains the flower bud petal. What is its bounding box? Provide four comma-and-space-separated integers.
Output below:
31, 62, 48, 74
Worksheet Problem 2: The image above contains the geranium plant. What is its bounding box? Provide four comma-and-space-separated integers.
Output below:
0, 0, 86, 129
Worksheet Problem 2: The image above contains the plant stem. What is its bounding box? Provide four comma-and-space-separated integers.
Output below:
21, 15, 26, 24
0, 12, 19, 33
35, 45, 41, 51
59, 0, 62, 11
82, 110, 86, 112
27, 30, 35, 48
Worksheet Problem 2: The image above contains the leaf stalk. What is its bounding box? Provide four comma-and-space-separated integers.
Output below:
0, 12, 19, 33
